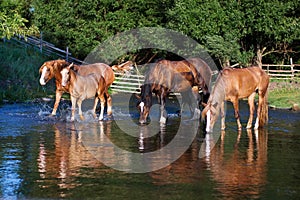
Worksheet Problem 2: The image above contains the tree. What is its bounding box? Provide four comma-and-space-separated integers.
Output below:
0, 0, 38, 39
168, 0, 300, 67
31, 0, 173, 60
240, 0, 300, 67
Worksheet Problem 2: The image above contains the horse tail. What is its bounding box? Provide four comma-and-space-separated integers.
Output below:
259, 88, 268, 127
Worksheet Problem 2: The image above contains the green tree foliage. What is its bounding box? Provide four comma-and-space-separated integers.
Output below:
240, 0, 300, 67
168, 0, 300, 67
0, 0, 38, 39
4, 0, 299, 66
31, 0, 173, 60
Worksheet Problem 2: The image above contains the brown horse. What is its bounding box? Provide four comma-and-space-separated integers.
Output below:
202, 66, 269, 132
61, 63, 108, 121
39, 59, 114, 116
111, 61, 134, 73
137, 58, 212, 124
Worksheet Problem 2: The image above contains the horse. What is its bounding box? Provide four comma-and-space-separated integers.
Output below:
137, 58, 212, 124
60, 63, 108, 121
202, 66, 269, 132
39, 59, 115, 116
111, 61, 134, 73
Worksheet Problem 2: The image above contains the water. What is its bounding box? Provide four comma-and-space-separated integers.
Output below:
0, 94, 299, 199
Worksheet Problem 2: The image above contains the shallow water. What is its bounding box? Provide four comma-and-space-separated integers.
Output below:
0, 94, 299, 199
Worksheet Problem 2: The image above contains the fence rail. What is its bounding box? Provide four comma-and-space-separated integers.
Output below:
111, 72, 144, 94
8, 35, 85, 65
262, 64, 300, 81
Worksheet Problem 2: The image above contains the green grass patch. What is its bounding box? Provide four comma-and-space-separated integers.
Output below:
0, 42, 55, 103
268, 85, 300, 109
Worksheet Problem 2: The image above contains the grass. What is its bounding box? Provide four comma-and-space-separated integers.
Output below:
0, 42, 55, 103
268, 80, 300, 109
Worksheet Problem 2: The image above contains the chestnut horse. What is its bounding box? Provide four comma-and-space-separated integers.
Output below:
61, 63, 108, 121
137, 58, 212, 124
39, 59, 115, 116
111, 61, 134, 73
202, 67, 269, 132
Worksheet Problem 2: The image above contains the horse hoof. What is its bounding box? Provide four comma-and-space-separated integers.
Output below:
160, 117, 167, 124
80, 115, 85, 121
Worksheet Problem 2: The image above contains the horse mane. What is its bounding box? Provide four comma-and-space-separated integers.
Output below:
202, 72, 226, 118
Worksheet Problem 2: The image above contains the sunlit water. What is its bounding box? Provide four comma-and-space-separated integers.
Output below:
0, 94, 299, 199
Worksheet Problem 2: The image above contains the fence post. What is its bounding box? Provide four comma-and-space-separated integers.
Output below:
290, 58, 294, 82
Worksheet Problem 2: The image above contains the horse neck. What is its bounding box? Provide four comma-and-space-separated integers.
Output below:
141, 83, 152, 106
68, 69, 78, 86
208, 74, 226, 108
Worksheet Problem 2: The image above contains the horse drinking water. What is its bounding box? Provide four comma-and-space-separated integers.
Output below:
202, 66, 269, 132
60, 63, 108, 121
137, 58, 212, 124
39, 59, 115, 116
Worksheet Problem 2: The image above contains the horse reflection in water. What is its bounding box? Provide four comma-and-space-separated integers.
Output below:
36, 122, 113, 195
204, 129, 268, 199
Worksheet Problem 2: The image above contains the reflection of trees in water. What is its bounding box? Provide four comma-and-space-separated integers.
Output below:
207, 129, 268, 199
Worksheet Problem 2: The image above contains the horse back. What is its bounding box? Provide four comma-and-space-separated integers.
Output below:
222, 67, 269, 99
77, 63, 115, 86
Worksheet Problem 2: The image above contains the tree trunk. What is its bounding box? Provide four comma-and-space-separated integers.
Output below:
255, 45, 266, 68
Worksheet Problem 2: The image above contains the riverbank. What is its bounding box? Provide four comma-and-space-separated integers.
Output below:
268, 81, 300, 111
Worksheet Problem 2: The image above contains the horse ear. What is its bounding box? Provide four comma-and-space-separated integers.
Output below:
201, 102, 207, 107
135, 93, 141, 100
67, 63, 74, 70
201, 104, 209, 120
212, 102, 218, 108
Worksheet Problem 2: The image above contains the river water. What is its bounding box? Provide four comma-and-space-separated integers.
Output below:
0, 94, 299, 199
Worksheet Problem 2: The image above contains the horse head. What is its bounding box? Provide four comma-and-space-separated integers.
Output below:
39, 59, 70, 85
60, 63, 74, 87
137, 84, 153, 124
111, 61, 134, 73
202, 102, 219, 133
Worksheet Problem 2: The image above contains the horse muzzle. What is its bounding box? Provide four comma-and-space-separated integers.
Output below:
39, 78, 46, 86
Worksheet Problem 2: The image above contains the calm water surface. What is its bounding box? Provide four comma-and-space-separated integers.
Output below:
0, 95, 299, 199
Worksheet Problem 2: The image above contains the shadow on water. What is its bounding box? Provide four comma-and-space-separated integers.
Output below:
0, 97, 299, 199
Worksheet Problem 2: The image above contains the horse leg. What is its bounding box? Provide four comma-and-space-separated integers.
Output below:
70, 97, 77, 122
254, 92, 264, 129
106, 92, 113, 116
92, 97, 99, 119
98, 95, 106, 121
246, 92, 256, 129
191, 87, 201, 120
221, 101, 226, 130
77, 99, 85, 121
232, 99, 242, 130
52, 90, 63, 115
160, 88, 167, 124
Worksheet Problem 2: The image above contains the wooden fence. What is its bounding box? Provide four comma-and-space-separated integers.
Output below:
111, 72, 144, 94
8, 35, 85, 65
262, 64, 300, 81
